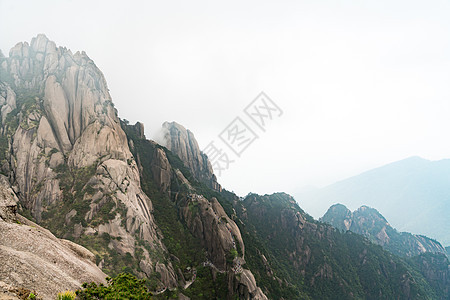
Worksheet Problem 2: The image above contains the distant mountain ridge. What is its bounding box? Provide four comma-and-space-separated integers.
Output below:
321, 204, 447, 257
298, 156, 450, 246
232, 192, 449, 299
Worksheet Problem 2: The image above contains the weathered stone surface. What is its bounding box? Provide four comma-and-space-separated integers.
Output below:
0, 176, 18, 222
162, 121, 221, 191
180, 194, 244, 270
0, 35, 267, 298
0, 35, 176, 288
0, 178, 106, 299
238, 270, 269, 300
0, 83, 16, 126
155, 262, 178, 288
151, 148, 171, 192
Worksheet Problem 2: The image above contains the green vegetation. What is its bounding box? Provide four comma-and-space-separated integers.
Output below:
407, 252, 450, 299
27, 292, 36, 300
121, 122, 206, 267
122, 122, 235, 298
57, 290, 76, 300
226, 248, 238, 264
322, 204, 447, 259
238, 193, 438, 299
123, 134, 206, 269
181, 266, 228, 299
76, 273, 153, 300
41, 163, 97, 234
40, 161, 146, 277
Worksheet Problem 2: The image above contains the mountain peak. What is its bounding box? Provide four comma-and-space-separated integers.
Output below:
322, 204, 446, 257
31, 33, 50, 47
163, 120, 188, 132
300, 155, 450, 246
328, 203, 350, 211
162, 121, 221, 191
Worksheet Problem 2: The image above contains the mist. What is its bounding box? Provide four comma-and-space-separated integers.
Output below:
1, 0, 450, 213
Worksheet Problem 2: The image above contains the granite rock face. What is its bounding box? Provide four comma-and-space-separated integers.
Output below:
124, 123, 268, 299
180, 194, 244, 270
0, 175, 106, 299
0, 34, 176, 287
0, 35, 266, 298
162, 121, 221, 191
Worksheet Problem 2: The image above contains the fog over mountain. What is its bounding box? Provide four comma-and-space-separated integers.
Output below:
1, 21, 449, 300
1, 0, 450, 203
299, 156, 450, 246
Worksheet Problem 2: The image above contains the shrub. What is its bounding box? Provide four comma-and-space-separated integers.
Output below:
76, 273, 153, 299
57, 291, 76, 300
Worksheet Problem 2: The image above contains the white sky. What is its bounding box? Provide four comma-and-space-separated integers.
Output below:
1, 0, 450, 203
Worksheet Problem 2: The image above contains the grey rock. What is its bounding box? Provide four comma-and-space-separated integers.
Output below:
151, 148, 172, 192
0, 35, 176, 287
162, 121, 221, 191
0, 178, 106, 299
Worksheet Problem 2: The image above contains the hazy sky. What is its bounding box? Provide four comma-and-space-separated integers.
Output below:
1, 0, 450, 205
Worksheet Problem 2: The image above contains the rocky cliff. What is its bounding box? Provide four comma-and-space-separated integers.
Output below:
162, 121, 221, 192
123, 123, 267, 299
321, 204, 447, 257
1, 34, 447, 300
0, 175, 106, 299
0, 34, 175, 288
0, 35, 267, 299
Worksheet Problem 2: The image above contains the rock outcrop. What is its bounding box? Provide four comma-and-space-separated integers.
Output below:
180, 194, 244, 270
235, 270, 268, 300
321, 204, 447, 257
0, 175, 106, 299
162, 121, 221, 191
123, 122, 268, 299
0, 34, 176, 287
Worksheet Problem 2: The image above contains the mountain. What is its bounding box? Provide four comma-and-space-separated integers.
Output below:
0, 175, 105, 299
1, 35, 449, 299
321, 204, 450, 298
0, 34, 265, 299
297, 156, 450, 246
234, 192, 450, 299
126, 120, 447, 299
321, 204, 446, 257
161, 121, 221, 192
122, 121, 267, 299
0, 34, 177, 286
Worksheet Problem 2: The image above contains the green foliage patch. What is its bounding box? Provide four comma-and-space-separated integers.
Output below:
77, 273, 153, 300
